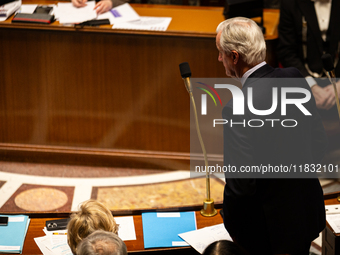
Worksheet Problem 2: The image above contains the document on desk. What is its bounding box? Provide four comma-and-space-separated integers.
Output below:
54, 1, 96, 24
326, 214, 340, 233
0, 215, 30, 253
114, 216, 136, 241
35, 228, 72, 255
112, 16, 172, 31
178, 223, 232, 254
142, 211, 196, 248
97, 3, 140, 25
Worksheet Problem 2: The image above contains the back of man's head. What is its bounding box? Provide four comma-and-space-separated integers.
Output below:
77, 230, 127, 255
216, 17, 266, 66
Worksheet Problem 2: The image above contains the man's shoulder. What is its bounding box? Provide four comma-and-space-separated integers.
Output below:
246, 65, 309, 90
250, 64, 304, 79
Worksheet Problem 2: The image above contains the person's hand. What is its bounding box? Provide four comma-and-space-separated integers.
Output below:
72, 0, 87, 8
94, 0, 113, 14
311, 84, 335, 110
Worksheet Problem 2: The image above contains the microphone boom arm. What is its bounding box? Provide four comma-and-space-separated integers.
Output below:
179, 62, 217, 217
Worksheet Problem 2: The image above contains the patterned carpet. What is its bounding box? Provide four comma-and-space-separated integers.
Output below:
1, 160, 339, 255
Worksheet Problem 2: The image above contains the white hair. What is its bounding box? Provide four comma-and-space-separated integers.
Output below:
216, 17, 266, 65
77, 230, 127, 255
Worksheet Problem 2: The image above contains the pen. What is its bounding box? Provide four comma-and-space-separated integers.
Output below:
53, 233, 67, 235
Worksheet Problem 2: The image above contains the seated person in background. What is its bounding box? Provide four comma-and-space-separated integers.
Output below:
203, 240, 245, 255
72, 0, 129, 14
277, 0, 340, 112
67, 199, 119, 254
77, 230, 127, 255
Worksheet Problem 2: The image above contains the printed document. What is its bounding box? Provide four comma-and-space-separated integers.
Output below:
179, 223, 232, 254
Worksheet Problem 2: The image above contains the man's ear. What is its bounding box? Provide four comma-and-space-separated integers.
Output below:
231, 51, 239, 64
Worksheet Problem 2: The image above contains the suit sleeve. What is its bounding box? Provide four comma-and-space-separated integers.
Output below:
223, 104, 257, 197
277, 0, 309, 77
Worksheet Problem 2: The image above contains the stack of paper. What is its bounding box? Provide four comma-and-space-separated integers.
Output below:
34, 228, 72, 255
54, 1, 96, 24
35, 216, 136, 255
142, 211, 196, 248
0, 0, 21, 21
0, 214, 30, 253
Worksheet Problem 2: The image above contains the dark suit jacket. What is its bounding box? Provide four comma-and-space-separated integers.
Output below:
277, 0, 340, 77
222, 64, 328, 254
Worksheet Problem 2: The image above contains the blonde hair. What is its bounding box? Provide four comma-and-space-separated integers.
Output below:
67, 200, 118, 254
216, 17, 266, 66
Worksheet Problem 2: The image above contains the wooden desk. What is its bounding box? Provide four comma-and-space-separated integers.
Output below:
6, 206, 224, 255
0, 3, 279, 156
323, 192, 340, 255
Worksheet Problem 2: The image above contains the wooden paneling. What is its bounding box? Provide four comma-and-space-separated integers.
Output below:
0, 29, 226, 152
0, 4, 279, 154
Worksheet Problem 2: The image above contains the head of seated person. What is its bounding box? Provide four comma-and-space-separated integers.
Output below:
203, 240, 246, 255
77, 230, 127, 255
67, 199, 118, 254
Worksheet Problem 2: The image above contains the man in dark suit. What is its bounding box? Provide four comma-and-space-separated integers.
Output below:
216, 17, 328, 255
277, 0, 340, 111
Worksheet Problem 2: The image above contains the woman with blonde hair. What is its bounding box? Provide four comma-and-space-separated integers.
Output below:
67, 200, 118, 254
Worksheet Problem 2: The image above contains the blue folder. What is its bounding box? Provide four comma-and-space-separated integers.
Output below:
0, 215, 30, 254
142, 211, 196, 249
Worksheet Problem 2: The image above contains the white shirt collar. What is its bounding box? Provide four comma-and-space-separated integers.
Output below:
240, 61, 267, 86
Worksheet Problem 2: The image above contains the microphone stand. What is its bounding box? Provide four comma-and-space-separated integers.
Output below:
179, 62, 217, 217
190, 92, 217, 217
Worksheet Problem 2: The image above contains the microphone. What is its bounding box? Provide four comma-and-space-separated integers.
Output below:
179, 62, 192, 93
321, 54, 340, 120
179, 62, 217, 217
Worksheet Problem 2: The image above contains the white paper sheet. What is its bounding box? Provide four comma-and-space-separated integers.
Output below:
114, 216, 136, 241
178, 223, 232, 254
97, 3, 140, 25
112, 16, 172, 31
16, 4, 37, 14
55, 1, 96, 24
34, 236, 55, 255
326, 204, 340, 214
37, 229, 72, 255
327, 214, 340, 233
